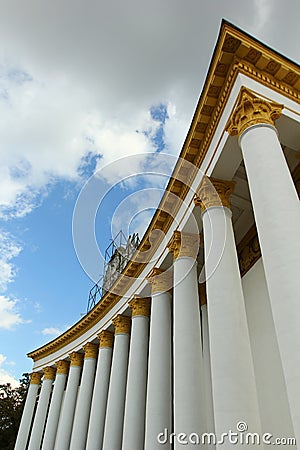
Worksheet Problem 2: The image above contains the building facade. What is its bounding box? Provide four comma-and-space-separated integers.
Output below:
15, 21, 300, 449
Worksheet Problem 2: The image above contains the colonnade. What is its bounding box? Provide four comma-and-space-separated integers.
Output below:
15, 88, 300, 449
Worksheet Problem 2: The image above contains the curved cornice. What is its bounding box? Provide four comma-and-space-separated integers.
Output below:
28, 20, 300, 362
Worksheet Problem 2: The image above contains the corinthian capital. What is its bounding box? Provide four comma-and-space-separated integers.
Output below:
226, 87, 283, 137
129, 296, 151, 317
112, 314, 131, 334
168, 231, 200, 260
195, 176, 235, 212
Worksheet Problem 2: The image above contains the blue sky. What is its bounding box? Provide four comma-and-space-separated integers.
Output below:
0, 0, 300, 385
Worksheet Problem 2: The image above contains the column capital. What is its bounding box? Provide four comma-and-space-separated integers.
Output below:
83, 342, 98, 359
195, 176, 235, 212
226, 87, 283, 138
112, 314, 131, 334
43, 366, 56, 380
30, 372, 42, 385
98, 330, 114, 348
69, 351, 84, 367
147, 267, 172, 294
56, 359, 69, 375
129, 296, 151, 317
168, 231, 200, 260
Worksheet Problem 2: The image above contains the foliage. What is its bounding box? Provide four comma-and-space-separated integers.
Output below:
0, 373, 30, 450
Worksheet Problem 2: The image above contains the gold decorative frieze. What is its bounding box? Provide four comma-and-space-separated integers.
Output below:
195, 176, 235, 212
69, 351, 84, 367
112, 315, 131, 335
129, 296, 151, 317
56, 360, 69, 375
30, 372, 42, 385
237, 224, 261, 276
98, 330, 114, 348
147, 267, 173, 294
83, 342, 98, 359
168, 231, 200, 260
226, 87, 283, 137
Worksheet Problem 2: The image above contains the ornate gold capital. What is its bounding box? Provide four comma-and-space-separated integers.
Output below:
226, 87, 283, 137
112, 315, 131, 334
30, 372, 42, 384
147, 267, 172, 294
56, 360, 69, 375
43, 366, 56, 380
195, 176, 235, 212
168, 231, 200, 259
83, 342, 98, 359
129, 296, 151, 317
69, 351, 84, 367
98, 330, 114, 348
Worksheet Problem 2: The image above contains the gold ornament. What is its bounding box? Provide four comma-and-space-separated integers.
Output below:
30, 372, 42, 385
129, 296, 151, 317
168, 231, 200, 260
112, 315, 131, 334
98, 330, 114, 348
195, 176, 235, 212
147, 267, 172, 294
69, 351, 84, 367
83, 342, 98, 359
226, 87, 283, 137
56, 360, 69, 375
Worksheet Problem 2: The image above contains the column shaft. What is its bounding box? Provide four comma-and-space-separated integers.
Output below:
86, 332, 113, 450
202, 205, 261, 446
145, 289, 172, 450
41, 367, 68, 450
54, 353, 82, 450
102, 316, 130, 450
69, 344, 98, 450
173, 256, 206, 448
14, 373, 41, 450
122, 298, 150, 450
201, 303, 215, 436
240, 123, 300, 440
28, 373, 54, 450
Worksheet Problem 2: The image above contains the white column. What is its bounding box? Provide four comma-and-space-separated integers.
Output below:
168, 231, 206, 449
86, 331, 114, 450
102, 315, 131, 450
27, 367, 56, 450
122, 296, 150, 450
69, 343, 98, 450
41, 360, 69, 450
227, 89, 300, 441
54, 352, 83, 450
200, 288, 215, 438
14, 372, 42, 450
145, 268, 172, 450
197, 177, 261, 446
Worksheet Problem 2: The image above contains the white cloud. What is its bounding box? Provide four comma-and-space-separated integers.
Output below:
0, 354, 19, 387
0, 295, 25, 329
42, 325, 69, 337
0, 231, 22, 292
0, 0, 297, 221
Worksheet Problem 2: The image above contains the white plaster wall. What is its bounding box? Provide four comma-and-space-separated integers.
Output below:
242, 258, 295, 445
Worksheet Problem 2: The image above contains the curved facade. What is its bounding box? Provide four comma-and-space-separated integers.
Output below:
15, 21, 300, 449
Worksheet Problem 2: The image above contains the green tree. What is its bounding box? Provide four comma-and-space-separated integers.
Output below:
0, 373, 30, 450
